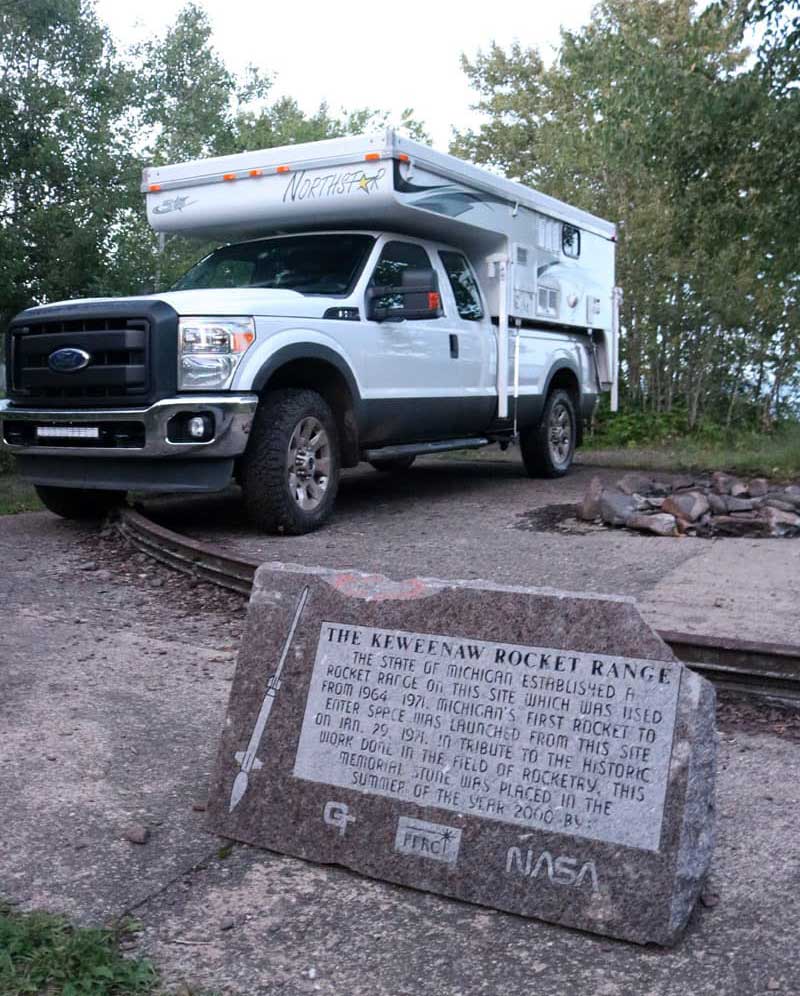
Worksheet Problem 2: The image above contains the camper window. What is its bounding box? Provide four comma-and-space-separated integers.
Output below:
369, 241, 435, 313
439, 251, 483, 321
562, 225, 581, 258
170, 234, 375, 296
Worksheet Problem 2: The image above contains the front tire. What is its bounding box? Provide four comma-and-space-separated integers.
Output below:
35, 485, 126, 520
241, 388, 340, 535
520, 388, 577, 478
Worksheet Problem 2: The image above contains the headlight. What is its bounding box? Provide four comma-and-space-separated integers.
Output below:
178, 316, 255, 390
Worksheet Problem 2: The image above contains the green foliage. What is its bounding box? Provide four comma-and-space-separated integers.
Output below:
0, 0, 138, 327
0, 902, 157, 994
0, 2, 430, 311
585, 402, 800, 478
453, 0, 800, 428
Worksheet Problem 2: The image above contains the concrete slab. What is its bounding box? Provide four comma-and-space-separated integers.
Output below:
0, 514, 240, 924
131, 731, 800, 996
2, 508, 799, 996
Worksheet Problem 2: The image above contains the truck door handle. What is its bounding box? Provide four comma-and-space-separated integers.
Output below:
449, 334, 459, 359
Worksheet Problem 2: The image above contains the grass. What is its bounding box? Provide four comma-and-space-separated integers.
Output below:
583, 421, 800, 479
0, 473, 42, 515
0, 902, 157, 996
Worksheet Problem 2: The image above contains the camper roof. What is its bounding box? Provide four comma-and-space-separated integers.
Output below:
142, 130, 615, 244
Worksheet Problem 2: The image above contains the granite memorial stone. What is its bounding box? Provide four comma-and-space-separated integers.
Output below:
208, 565, 716, 946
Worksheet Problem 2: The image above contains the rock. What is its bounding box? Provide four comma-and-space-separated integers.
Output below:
729, 479, 748, 497
760, 506, 800, 537
78, 561, 98, 571
671, 474, 695, 491
764, 497, 796, 513
748, 478, 769, 498
712, 515, 765, 537
208, 567, 716, 947
94, 570, 113, 583
767, 980, 781, 992
644, 497, 665, 509
599, 492, 638, 527
662, 492, 709, 523
711, 471, 733, 495
124, 825, 150, 845
617, 472, 654, 496
192, 801, 207, 812
780, 485, 800, 509
707, 493, 727, 516
220, 917, 235, 931
576, 476, 604, 521
725, 497, 755, 513
626, 512, 678, 536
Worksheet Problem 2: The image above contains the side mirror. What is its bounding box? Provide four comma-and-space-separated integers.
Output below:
366, 267, 443, 322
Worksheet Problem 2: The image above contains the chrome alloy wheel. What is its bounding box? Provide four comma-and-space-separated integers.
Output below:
287, 416, 331, 511
548, 401, 573, 467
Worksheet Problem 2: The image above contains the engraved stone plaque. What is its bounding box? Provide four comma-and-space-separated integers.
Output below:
293, 625, 681, 852
208, 566, 716, 946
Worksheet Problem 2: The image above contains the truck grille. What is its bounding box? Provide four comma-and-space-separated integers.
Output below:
9, 317, 150, 407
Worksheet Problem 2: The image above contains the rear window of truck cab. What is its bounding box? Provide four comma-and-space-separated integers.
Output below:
171, 234, 375, 296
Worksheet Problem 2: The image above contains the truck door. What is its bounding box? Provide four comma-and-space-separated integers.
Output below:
360, 239, 490, 443
435, 249, 494, 428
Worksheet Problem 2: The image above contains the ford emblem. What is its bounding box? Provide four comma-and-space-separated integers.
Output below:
48, 347, 91, 373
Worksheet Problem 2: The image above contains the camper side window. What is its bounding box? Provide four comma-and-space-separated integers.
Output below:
562, 224, 581, 258
369, 241, 434, 313
439, 251, 484, 321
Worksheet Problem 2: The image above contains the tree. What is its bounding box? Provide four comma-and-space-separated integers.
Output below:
0, 0, 431, 320
0, 0, 135, 327
454, 0, 799, 424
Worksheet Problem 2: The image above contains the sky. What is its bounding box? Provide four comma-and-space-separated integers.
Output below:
94, 0, 597, 151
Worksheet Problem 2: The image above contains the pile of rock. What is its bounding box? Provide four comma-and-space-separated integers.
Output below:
577, 471, 800, 538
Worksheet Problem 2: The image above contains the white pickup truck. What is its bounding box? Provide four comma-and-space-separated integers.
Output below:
1, 131, 619, 534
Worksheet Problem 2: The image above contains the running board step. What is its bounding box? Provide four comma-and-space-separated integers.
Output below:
363, 437, 490, 461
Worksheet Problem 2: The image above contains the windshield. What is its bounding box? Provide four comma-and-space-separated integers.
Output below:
171, 234, 375, 296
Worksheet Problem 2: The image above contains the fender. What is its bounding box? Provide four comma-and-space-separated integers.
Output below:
542, 358, 582, 402
250, 341, 362, 406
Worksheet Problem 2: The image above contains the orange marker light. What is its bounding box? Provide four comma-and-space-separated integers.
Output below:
364, 152, 381, 161
276, 165, 290, 174
428, 292, 441, 310
148, 183, 161, 192
223, 173, 237, 181
249, 168, 263, 177
398, 153, 410, 162
232, 331, 256, 352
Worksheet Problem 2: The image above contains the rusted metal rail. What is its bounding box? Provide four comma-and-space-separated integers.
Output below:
117, 507, 800, 705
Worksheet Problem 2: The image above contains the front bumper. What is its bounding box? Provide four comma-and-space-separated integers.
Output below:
0, 394, 258, 458
0, 394, 259, 493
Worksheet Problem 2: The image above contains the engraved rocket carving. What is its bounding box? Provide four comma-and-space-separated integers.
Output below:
228, 585, 310, 812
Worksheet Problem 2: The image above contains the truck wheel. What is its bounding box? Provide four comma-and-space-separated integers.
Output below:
242, 388, 340, 535
520, 388, 577, 478
35, 485, 126, 520
369, 456, 416, 473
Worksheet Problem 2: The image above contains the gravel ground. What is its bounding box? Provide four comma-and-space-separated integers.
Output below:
138, 456, 800, 645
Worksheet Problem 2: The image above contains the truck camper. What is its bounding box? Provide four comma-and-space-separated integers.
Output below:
2, 130, 620, 534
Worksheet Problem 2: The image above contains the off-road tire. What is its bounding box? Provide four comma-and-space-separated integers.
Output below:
241, 388, 340, 535
35, 485, 126, 520
520, 388, 577, 478
369, 455, 416, 473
